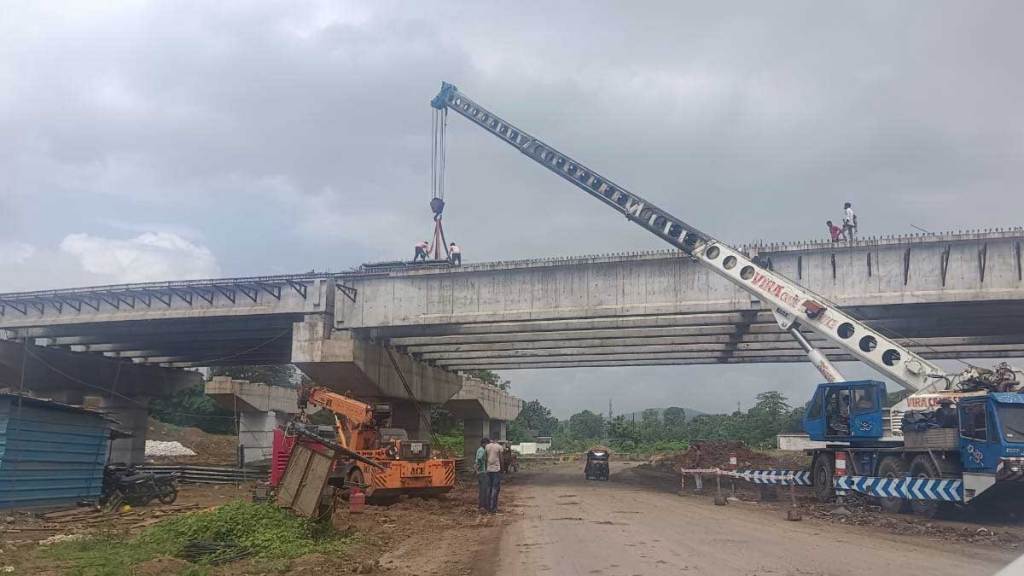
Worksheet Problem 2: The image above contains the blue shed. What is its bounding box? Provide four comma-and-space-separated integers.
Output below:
0, 394, 113, 509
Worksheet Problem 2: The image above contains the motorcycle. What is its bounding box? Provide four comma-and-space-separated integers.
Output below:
102, 465, 179, 508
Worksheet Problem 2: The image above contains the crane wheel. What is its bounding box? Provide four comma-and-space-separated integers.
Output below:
877, 457, 909, 514
908, 454, 955, 519
811, 453, 835, 503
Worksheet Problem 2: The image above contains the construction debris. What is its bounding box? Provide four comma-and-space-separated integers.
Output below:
145, 440, 197, 457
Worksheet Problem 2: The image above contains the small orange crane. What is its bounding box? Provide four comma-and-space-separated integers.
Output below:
272, 386, 455, 503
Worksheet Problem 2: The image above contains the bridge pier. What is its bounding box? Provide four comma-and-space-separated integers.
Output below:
291, 320, 462, 440
445, 377, 522, 471
87, 396, 150, 465
205, 377, 306, 465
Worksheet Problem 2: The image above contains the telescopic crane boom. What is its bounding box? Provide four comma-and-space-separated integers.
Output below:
431, 81, 979, 394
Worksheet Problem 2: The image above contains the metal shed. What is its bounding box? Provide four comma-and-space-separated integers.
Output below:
0, 394, 112, 509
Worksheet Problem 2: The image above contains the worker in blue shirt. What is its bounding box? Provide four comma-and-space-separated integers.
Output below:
476, 437, 490, 511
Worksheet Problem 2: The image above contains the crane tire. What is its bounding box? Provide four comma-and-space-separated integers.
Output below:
876, 456, 909, 514
812, 453, 835, 503
908, 454, 955, 519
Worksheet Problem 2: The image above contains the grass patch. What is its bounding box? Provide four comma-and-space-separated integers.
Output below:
40, 501, 354, 576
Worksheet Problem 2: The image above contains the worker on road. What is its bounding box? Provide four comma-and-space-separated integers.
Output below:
449, 242, 461, 266
827, 220, 844, 242
936, 399, 958, 428
414, 240, 430, 262
476, 437, 490, 511
842, 202, 857, 241
485, 438, 504, 513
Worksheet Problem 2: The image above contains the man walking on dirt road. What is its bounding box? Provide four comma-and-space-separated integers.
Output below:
476, 438, 490, 511
485, 438, 504, 513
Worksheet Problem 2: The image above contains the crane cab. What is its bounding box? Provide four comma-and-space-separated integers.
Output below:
804, 380, 886, 443
959, 393, 1024, 476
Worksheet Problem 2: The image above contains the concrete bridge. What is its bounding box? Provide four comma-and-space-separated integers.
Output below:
2, 229, 1022, 460
1, 229, 1022, 372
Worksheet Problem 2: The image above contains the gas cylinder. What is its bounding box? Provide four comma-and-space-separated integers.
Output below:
349, 488, 366, 513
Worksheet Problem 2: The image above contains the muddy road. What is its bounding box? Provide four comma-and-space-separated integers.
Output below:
493, 462, 1020, 576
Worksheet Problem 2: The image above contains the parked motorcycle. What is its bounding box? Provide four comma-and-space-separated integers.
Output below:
102, 465, 179, 508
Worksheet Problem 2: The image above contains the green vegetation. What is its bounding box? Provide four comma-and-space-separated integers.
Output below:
41, 501, 354, 576
548, 391, 804, 453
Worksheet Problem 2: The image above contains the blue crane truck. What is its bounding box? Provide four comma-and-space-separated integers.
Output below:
429, 80, 1024, 518
803, 379, 1024, 517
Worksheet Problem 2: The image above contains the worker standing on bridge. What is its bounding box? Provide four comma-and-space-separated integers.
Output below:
449, 242, 461, 266
826, 220, 844, 242
414, 240, 430, 262
842, 202, 857, 241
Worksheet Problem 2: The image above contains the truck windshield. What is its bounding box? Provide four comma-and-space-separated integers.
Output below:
999, 405, 1024, 442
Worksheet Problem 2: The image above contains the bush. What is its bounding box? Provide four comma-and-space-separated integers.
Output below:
41, 501, 354, 575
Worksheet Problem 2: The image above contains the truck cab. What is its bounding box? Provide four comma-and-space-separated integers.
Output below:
959, 393, 1024, 477
803, 380, 886, 443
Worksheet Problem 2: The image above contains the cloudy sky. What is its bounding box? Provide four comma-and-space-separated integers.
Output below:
2, 2, 1022, 415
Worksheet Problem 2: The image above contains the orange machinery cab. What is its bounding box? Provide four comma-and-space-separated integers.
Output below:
271, 427, 455, 499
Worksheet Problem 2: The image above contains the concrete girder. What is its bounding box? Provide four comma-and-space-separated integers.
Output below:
363, 311, 771, 340
443, 350, 1024, 370
404, 333, 1024, 354
59, 329, 292, 351
391, 323, 781, 347
291, 322, 461, 404
434, 340, 1024, 362
436, 345, 1024, 368
0, 339, 201, 396
8, 315, 299, 340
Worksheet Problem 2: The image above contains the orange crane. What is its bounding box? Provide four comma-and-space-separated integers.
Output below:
271, 386, 455, 502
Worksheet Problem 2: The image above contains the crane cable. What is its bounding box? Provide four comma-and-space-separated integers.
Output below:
430, 107, 448, 202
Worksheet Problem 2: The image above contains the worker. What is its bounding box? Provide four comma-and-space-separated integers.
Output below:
826, 220, 844, 242
842, 202, 857, 241
449, 242, 461, 266
414, 240, 430, 262
475, 437, 490, 511
485, 438, 504, 513
935, 399, 958, 428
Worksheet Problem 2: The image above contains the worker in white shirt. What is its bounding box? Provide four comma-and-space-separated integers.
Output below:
842, 202, 857, 241
449, 242, 462, 266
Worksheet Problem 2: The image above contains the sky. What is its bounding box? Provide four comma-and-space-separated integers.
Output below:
2, 2, 1023, 416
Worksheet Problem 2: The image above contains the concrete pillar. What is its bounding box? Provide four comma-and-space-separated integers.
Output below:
96, 398, 150, 464
238, 410, 289, 466
489, 420, 507, 442
463, 419, 487, 472
390, 400, 428, 440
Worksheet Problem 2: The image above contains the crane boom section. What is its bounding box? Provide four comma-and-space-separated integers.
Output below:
431, 82, 947, 391
306, 387, 373, 426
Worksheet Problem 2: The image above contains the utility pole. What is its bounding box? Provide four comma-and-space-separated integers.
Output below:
608, 398, 613, 421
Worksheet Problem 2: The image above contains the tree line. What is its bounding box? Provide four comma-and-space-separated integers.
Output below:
509, 391, 806, 453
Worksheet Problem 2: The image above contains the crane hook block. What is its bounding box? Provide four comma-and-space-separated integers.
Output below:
430, 197, 445, 216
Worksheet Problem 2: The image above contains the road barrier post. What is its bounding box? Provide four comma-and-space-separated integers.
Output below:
714, 472, 727, 506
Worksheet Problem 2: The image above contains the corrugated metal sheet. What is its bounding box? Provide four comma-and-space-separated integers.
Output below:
0, 396, 110, 509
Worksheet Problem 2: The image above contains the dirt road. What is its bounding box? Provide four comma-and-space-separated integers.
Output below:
494, 462, 1020, 576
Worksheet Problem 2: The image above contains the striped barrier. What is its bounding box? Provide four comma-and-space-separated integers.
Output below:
835, 475, 963, 502
731, 470, 812, 486
676, 468, 812, 486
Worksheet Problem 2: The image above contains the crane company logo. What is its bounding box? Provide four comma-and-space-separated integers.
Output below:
750, 272, 801, 307
859, 421, 873, 432
966, 444, 985, 464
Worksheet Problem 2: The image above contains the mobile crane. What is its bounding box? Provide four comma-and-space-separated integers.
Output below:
430, 81, 1024, 516
270, 386, 456, 502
